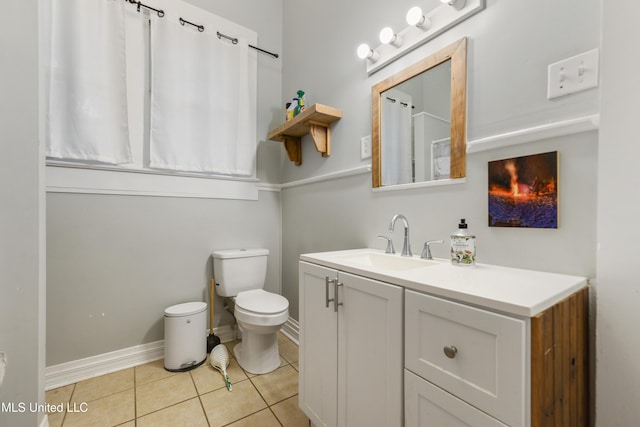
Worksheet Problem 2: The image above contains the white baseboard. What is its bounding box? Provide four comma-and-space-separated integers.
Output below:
45, 325, 236, 390
281, 317, 299, 345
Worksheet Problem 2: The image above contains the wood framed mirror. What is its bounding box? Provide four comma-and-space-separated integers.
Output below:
372, 37, 467, 188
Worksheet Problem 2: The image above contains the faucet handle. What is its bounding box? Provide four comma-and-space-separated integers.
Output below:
377, 236, 395, 254
421, 239, 444, 260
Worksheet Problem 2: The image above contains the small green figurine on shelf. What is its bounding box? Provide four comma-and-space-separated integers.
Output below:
294, 90, 305, 116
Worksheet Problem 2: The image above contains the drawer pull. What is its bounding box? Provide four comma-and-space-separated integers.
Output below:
443, 346, 458, 359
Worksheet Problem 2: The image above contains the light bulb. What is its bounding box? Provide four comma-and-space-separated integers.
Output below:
379, 27, 402, 47
406, 6, 431, 29
406, 7, 423, 25
357, 44, 370, 59
357, 43, 380, 62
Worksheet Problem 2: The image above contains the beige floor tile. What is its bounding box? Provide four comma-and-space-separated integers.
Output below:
250, 365, 299, 405
116, 422, 135, 427
47, 411, 65, 427
291, 361, 299, 372
136, 397, 208, 427
136, 373, 197, 417
242, 356, 287, 378
63, 388, 134, 427
135, 359, 176, 386
71, 368, 134, 403
271, 395, 310, 427
279, 338, 299, 364
46, 384, 74, 408
191, 354, 248, 395
200, 379, 267, 427
227, 408, 281, 427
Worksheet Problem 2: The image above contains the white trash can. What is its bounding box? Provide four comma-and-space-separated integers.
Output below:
164, 302, 207, 372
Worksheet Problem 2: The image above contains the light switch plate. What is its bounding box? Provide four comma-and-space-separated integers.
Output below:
547, 48, 599, 99
361, 135, 372, 160
0, 352, 6, 387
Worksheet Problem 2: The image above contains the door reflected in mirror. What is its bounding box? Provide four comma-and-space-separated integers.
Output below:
372, 37, 467, 188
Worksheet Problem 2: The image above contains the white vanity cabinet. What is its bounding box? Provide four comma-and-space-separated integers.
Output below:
298, 261, 403, 427
299, 249, 589, 427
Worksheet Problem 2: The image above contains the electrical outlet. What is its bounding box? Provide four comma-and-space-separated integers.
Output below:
547, 48, 599, 99
361, 135, 372, 160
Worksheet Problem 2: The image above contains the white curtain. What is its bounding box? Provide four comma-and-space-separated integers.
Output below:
46, 0, 132, 164
149, 17, 253, 175
381, 91, 413, 186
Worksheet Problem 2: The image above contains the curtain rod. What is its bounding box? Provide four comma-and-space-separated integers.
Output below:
179, 17, 204, 32
216, 31, 279, 59
124, 1, 279, 59
126, 0, 164, 17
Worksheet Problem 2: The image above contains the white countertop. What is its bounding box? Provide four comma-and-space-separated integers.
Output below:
300, 248, 588, 317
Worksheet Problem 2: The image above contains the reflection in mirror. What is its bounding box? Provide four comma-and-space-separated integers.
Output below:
372, 37, 467, 188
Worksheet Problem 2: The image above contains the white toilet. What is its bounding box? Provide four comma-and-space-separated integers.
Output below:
212, 248, 289, 374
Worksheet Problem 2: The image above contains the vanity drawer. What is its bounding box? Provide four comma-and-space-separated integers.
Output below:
405, 369, 508, 427
405, 290, 527, 427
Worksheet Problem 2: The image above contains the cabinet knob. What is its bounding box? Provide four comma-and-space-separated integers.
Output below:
443, 345, 458, 359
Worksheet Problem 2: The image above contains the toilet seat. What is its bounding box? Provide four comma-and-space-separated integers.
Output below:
235, 289, 288, 314
234, 289, 289, 327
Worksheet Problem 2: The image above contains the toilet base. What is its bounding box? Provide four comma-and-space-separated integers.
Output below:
234, 329, 281, 375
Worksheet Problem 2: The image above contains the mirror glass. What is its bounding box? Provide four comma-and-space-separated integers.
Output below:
372, 37, 467, 188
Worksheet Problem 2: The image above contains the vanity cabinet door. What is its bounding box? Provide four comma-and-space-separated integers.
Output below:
405, 370, 509, 427
299, 262, 403, 427
405, 290, 527, 427
299, 262, 338, 427
337, 271, 403, 427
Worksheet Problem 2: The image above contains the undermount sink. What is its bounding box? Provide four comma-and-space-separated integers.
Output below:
335, 251, 440, 271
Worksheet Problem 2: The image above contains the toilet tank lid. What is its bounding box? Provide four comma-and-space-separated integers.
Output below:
212, 248, 269, 259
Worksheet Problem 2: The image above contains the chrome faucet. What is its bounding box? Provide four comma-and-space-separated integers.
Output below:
377, 236, 395, 254
421, 239, 444, 260
389, 214, 412, 257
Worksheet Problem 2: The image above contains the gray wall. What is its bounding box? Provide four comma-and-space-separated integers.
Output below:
280, 0, 600, 317
279, 0, 640, 424
596, 1, 640, 425
47, 192, 281, 365
46, 0, 284, 366
0, 1, 46, 426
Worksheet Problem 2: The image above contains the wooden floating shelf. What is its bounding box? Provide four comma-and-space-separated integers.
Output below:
268, 104, 342, 165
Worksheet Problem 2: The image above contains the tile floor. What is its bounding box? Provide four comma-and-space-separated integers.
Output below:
45, 333, 309, 427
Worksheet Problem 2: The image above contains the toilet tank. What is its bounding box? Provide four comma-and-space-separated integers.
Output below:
212, 248, 269, 297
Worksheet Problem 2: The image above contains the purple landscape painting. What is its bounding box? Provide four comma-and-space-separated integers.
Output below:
488, 151, 558, 228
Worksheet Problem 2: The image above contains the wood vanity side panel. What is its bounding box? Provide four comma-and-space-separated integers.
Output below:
531, 287, 589, 427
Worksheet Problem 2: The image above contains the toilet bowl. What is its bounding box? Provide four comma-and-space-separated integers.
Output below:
212, 249, 290, 375
233, 289, 289, 374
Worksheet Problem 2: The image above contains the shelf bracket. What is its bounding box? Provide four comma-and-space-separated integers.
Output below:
283, 136, 302, 166
306, 120, 331, 157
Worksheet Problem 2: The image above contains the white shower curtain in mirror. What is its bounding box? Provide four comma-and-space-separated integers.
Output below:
46, 0, 132, 164
381, 90, 413, 185
149, 17, 253, 175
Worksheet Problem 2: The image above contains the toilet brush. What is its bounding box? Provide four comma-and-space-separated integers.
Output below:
210, 344, 233, 391
207, 278, 221, 353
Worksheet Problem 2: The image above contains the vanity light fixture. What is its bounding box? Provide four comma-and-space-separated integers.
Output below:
379, 27, 403, 47
356, 0, 484, 72
441, 0, 467, 11
406, 6, 432, 30
356, 43, 380, 62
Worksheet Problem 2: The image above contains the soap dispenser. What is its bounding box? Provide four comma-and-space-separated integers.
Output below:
450, 219, 476, 267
